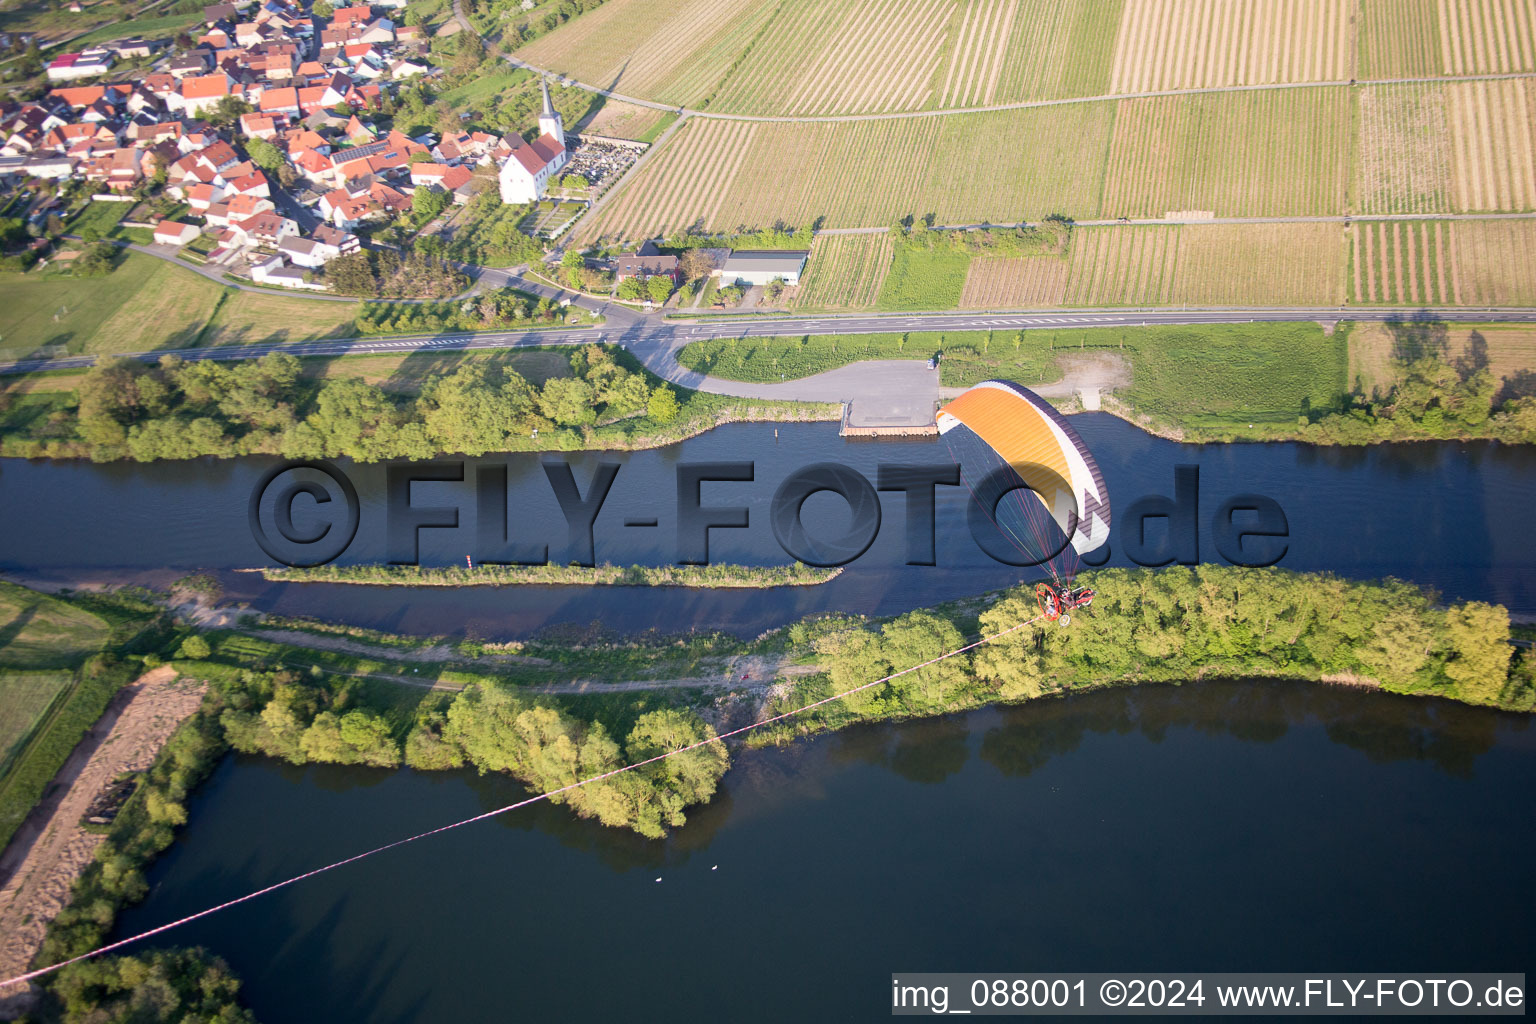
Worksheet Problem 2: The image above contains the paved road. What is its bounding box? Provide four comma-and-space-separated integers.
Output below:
8, 305, 1536, 385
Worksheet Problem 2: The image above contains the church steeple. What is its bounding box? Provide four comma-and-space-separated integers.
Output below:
537, 76, 562, 140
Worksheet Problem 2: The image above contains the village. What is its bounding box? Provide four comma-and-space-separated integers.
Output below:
0, 0, 808, 308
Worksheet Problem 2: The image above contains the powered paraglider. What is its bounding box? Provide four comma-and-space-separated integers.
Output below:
939, 379, 1111, 619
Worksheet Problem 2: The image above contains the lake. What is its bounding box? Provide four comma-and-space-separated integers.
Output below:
2, 415, 1533, 638
113, 680, 1534, 1023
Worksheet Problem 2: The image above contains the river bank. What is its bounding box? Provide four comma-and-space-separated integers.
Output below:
5, 322, 1535, 465
678, 321, 1536, 446
0, 342, 839, 464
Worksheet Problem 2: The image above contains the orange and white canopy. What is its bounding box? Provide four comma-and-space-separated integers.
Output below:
937, 379, 1110, 554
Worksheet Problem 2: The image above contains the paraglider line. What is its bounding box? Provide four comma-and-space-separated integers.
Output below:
0, 616, 1043, 993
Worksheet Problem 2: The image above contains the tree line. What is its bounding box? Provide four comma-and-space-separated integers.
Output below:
763, 566, 1534, 743
7, 344, 682, 462
351, 286, 571, 335
1298, 338, 1536, 444
887, 214, 1073, 257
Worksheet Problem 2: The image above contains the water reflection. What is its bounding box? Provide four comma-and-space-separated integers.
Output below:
113, 679, 1535, 1024
978, 680, 1523, 782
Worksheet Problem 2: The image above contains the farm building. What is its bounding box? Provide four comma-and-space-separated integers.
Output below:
499, 77, 568, 204
251, 254, 326, 290
153, 220, 199, 245
722, 250, 808, 286
614, 240, 678, 282
46, 49, 115, 81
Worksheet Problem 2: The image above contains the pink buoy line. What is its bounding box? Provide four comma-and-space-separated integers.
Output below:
0, 615, 1040, 993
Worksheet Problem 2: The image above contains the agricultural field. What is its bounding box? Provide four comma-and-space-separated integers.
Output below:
577, 103, 1115, 242
1109, 0, 1351, 92
515, 0, 1536, 117
1357, 0, 1441, 78
1064, 223, 1342, 306
1355, 84, 1454, 215
875, 244, 971, 310
0, 671, 76, 776
938, 0, 1024, 108
959, 256, 1069, 307
1452, 326, 1536, 391
1064, 225, 1180, 305
1436, 0, 1536, 74
789, 233, 893, 310
0, 255, 222, 360
944, 0, 1123, 106
1170, 223, 1344, 305
1449, 219, 1536, 305
0, 583, 110, 672
1100, 88, 1350, 218
90, 266, 230, 352
1445, 79, 1536, 212
703, 0, 955, 115
515, 0, 776, 109
522, 0, 1123, 114
0, 254, 372, 363
1350, 221, 1454, 304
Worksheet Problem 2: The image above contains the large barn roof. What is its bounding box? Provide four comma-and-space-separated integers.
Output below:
722, 250, 809, 273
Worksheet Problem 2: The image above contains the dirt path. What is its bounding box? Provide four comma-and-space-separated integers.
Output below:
518, 654, 821, 694
245, 629, 552, 666
938, 351, 1132, 406
261, 648, 819, 695
0, 669, 207, 1016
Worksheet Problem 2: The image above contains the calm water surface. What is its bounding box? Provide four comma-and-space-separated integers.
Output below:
2, 416, 1533, 637
114, 682, 1534, 1023
11, 418, 1534, 1021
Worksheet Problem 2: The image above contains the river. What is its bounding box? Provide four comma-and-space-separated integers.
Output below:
6, 418, 1534, 1020
2, 416, 1533, 637
113, 681, 1533, 1022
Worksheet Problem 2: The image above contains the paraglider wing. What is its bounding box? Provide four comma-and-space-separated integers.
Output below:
937, 380, 1111, 574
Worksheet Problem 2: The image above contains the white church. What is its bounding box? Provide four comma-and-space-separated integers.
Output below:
498, 77, 569, 204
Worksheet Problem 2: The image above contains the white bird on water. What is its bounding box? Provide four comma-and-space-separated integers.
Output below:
655, 877, 662, 883
711, 865, 718, 871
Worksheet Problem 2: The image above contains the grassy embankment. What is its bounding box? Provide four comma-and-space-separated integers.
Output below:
260, 562, 840, 587
679, 321, 1536, 443
680, 321, 1338, 419
0, 583, 165, 851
